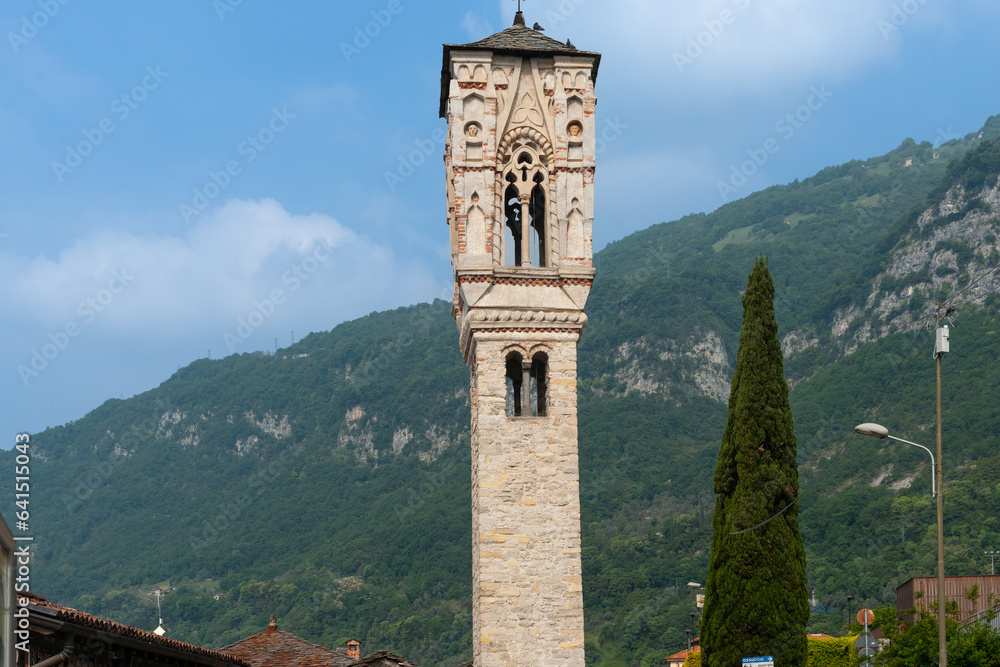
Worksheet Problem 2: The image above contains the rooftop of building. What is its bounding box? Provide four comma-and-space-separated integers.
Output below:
220, 616, 357, 667
439, 11, 601, 117
348, 650, 419, 666
461, 12, 591, 54
23, 591, 249, 666
664, 645, 700, 665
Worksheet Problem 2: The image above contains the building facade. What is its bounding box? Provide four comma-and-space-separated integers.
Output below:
897, 575, 1000, 623
440, 11, 601, 667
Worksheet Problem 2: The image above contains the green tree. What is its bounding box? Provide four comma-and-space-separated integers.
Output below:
873, 596, 1000, 667
701, 257, 809, 667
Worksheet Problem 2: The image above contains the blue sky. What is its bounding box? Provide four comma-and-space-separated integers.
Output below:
2, 0, 999, 435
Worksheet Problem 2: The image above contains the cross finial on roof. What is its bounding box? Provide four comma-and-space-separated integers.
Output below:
513, 0, 525, 26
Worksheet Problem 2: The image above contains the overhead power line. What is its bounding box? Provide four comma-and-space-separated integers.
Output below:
730, 323, 934, 535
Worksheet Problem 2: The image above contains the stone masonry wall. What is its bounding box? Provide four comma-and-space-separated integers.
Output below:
470, 331, 585, 667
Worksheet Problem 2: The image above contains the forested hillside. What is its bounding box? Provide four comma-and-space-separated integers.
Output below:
4, 116, 1000, 667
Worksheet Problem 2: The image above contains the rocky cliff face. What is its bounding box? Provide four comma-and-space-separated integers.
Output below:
596, 147, 1000, 402
835, 174, 1000, 354
605, 329, 733, 403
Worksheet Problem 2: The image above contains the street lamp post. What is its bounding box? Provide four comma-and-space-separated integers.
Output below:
846, 594, 854, 629
855, 422, 945, 664
987, 551, 999, 576
854, 424, 936, 496
685, 582, 703, 654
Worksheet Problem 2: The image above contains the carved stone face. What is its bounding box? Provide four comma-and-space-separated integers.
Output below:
568, 122, 582, 138
467, 124, 480, 138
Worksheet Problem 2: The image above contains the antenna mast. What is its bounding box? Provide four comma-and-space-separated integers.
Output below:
154, 589, 166, 636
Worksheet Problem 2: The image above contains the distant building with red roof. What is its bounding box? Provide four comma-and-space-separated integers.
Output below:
348, 650, 419, 667
220, 615, 356, 666
664, 645, 699, 666
220, 615, 418, 667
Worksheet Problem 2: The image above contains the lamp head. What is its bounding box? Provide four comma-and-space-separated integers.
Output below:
854, 423, 889, 439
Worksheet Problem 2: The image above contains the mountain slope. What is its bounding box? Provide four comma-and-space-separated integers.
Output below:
4, 116, 1000, 666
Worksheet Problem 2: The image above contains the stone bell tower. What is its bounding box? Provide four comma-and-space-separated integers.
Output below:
440, 11, 600, 666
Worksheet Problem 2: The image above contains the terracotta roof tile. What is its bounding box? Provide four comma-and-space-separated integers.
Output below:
349, 650, 419, 666
220, 626, 356, 667
24, 591, 248, 666
664, 646, 700, 662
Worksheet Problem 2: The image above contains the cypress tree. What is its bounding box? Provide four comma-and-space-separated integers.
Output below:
701, 257, 809, 667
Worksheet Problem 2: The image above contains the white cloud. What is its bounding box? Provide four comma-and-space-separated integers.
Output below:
503, 0, 950, 97
3, 199, 440, 342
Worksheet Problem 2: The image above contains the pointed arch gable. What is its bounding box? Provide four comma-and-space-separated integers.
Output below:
497, 127, 554, 167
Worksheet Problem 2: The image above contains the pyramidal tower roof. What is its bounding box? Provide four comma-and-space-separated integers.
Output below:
465, 11, 587, 53
440, 11, 601, 117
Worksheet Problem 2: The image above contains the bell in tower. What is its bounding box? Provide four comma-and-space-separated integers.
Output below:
440, 9, 601, 667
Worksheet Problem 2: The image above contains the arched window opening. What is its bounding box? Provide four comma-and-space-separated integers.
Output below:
506, 351, 547, 418
530, 352, 548, 417
504, 181, 521, 267
500, 139, 551, 269
529, 180, 546, 268
505, 352, 524, 417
